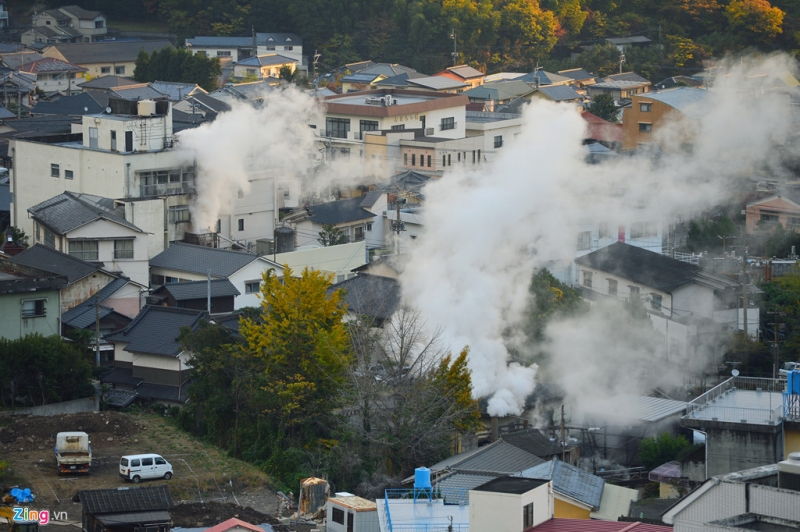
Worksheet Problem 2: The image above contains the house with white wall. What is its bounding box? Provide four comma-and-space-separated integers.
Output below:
232, 54, 297, 80
326, 494, 379, 532
469, 476, 553, 531
148, 242, 283, 309
185, 33, 303, 64
23, 5, 107, 46
17, 57, 86, 95
28, 192, 150, 285
43, 40, 172, 78
9, 98, 196, 256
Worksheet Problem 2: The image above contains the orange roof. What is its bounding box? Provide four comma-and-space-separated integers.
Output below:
581, 111, 622, 143
204, 518, 263, 532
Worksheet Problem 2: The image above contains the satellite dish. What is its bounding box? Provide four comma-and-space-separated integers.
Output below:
105, 106, 112, 114
83, 106, 88, 112
732, 369, 740, 377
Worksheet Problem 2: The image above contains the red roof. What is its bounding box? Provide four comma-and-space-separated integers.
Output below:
17, 57, 86, 74
581, 111, 622, 144
204, 518, 263, 532
528, 518, 672, 532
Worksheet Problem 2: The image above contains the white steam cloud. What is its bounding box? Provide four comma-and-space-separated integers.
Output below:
401, 54, 799, 418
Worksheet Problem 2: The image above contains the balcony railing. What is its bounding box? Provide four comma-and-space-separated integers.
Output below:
139, 182, 195, 197
383, 489, 469, 532
685, 376, 785, 424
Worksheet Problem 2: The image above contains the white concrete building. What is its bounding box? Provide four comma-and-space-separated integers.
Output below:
185, 33, 303, 64
326, 494, 379, 532
469, 477, 553, 531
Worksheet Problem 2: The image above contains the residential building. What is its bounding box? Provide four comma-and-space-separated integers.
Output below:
9, 98, 196, 255
744, 193, 800, 234
31, 92, 103, 116
605, 36, 652, 52
464, 80, 536, 112
104, 305, 205, 404
470, 477, 553, 531
375, 74, 467, 93
232, 54, 297, 80
339, 62, 420, 93
622, 87, 707, 151
581, 111, 623, 149
436, 64, 485, 89
23, 5, 107, 46
0, 254, 66, 339
662, 456, 800, 531
287, 191, 388, 249
329, 273, 400, 326
575, 242, 756, 356
326, 494, 379, 532
79, 486, 171, 532
148, 242, 283, 309
185, 33, 303, 64
149, 279, 239, 313
12, 244, 120, 313
533, 85, 583, 104
149, 81, 207, 102
275, 240, 368, 282
680, 374, 787, 479
587, 72, 652, 105
376, 484, 470, 532
43, 40, 173, 78
557, 69, 597, 91
17, 57, 86, 95
28, 192, 150, 285
515, 70, 573, 88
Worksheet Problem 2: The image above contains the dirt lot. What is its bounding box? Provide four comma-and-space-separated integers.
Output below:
0, 411, 282, 526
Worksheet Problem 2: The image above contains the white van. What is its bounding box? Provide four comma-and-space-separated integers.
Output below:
119, 454, 173, 482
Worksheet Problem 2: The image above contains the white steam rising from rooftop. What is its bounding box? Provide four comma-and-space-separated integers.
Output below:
401, 54, 800, 418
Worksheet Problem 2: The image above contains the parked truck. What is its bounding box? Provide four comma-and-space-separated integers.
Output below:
54, 432, 91, 474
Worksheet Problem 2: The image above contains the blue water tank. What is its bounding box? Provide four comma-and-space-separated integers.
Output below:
414, 467, 432, 490
793, 370, 800, 394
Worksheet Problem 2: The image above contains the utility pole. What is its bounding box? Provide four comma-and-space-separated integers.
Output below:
312, 50, 321, 93
392, 197, 406, 254
449, 28, 458, 66
206, 270, 211, 315
619, 51, 626, 74
740, 245, 749, 338
94, 301, 100, 367
560, 404, 567, 462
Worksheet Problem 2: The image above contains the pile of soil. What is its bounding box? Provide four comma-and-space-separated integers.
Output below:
0, 412, 141, 451
171, 502, 280, 527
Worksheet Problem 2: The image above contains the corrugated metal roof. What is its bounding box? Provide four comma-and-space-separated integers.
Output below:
150, 81, 205, 102
446, 65, 484, 79
451, 441, 545, 473
517, 459, 605, 509
96, 511, 171, 526
640, 87, 707, 116
79, 486, 172, 515
237, 54, 297, 67
637, 396, 688, 422
329, 274, 399, 322
528, 518, 671, 531
435, 471, 498, 504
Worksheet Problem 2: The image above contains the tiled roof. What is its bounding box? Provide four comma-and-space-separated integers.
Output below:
517, 459, 605, 509
329, 274, 400, 321
106, 305, 205, 357
430, 440, 546, 474
465, 80, 535, 101
150, 81, 206, 101
205, 518, 263, 532
529, 518, 670, 531
435, 471, 499, 504
77, 75, 136, 89
0, 52, 45, 70
575, 242, 713, 293
502, 429, 564, 458
32, 92, 103, 115
47, 40, 173, 65
307, 195, 379, 225
557, 69, 595, 81
79, 485, 172, 515
112, 84, 168, 101
603, 72, 651, 84
158, 279, 240, 301
18, 57, 86, 74
446, 64, 484, 79
12, 244, 105, 284
149, 242, 269, 277
237, 54, 297, 67
538, 85, 582, 101
0, 256, 68, 295
29, 192, 142, 235
62, 278, 133, 328
58, 5, 103, 20
409, 76, 467, 90
515, 70, 572, 86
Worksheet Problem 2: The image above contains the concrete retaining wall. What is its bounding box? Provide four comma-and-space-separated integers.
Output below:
1, 395, 99, 416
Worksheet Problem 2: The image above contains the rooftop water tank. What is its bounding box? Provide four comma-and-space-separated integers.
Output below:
414, 467, 432, 490
137, 99, 156, 117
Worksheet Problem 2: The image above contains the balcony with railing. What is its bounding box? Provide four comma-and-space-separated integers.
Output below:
378, 489, 469, 532
139, 181, 195, 198
683, 376, 785, 426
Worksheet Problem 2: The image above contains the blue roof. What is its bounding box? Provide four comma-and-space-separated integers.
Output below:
517, 459, 605, 509
641, 87, 708, 117
341, 72, 382, 83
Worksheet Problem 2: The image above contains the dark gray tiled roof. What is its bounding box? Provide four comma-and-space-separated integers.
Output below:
62, 277, 132, 328
106, 305, 205, 357
557, 69, 595, 81
186, 33, 302, 47
329, 274, 399, 321
308, 194, 380, 225
515, 70, 571, 86
47, 40, 173, 65
149, 242, 267, 277
603, 72, 651, 84
539, 85, 582, 101
429, 440, 545, 475
501, 428, 565, 458
575, 242, 703, 292
29, 192, 142, 235
12, 244, 104, 284
0, 256, 68, 295
150, 81, 205, 102
112, 84, 168, 101
237, 54, 297, 67
517, 459, 605, 509
188, 92, 231, 113
79, 486, 172, 515
435, 471, 499, 504
159, 279, 240, 300
31, 92, 103, 115
78, 75, 136, 89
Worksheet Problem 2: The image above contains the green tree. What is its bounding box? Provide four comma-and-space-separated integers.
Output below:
684, 215, 737, 253
638, 433, 693, 469
587, 93, 617, 122
318, 224, 348, 246
725, 0, 785, 44
134, 47, 220, 91
761, 272, 800, 356
526, 268, 586, 342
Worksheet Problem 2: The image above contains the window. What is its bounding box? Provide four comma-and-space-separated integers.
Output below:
114, 239, 134, 259
411, 154, 416, 166
94, 20, 104, 28
65, 169, 73, 179
630, 221, 657, 239
137, 168, 195, 197
443, 155, 446, 167
245, 281, 260, 294
427, 155, 432, 168
100, 66, 111, 74
131, 459, 140, 467
366, 222, 373, 231
21, 299, 46, 318
440, 117, 455, 130
346, 512, 354, 532
390, 124, 405, 131
638, 122, 652, 133
238, 218, 245, 231
523, 502, 534, 529
217, 50, 231, 57
607, 279, 618, 296
155, 457, 166, 465
650, 293, 663, 311
790, 217, 800, 229
629, 285, 640, 299
447, 154, 451, 165
115, 66, 125, 75
266, 46, 275, 51
359, 120, 378, 135
577, 230, 591, 250
68, 240, 98, 261
50, 163, 59, 177
331, 508, 344, 525
598, 222, 610, 239
404, 153, 408, 165
141, 458, 153, 466
167, 205, 191, 225
583, 271, 593, 289
284, 45, 293, 51
354, 226, 365, 241
110, 130, 117, 151
325, 117, 350, 138
494, 135, 503, 148
89, 127, 98, 148
639, 102, 652, 112
760, 211, 779, 223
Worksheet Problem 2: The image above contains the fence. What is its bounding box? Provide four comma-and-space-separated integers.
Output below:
685, 376, 785, 424
383, 489, 469, 532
